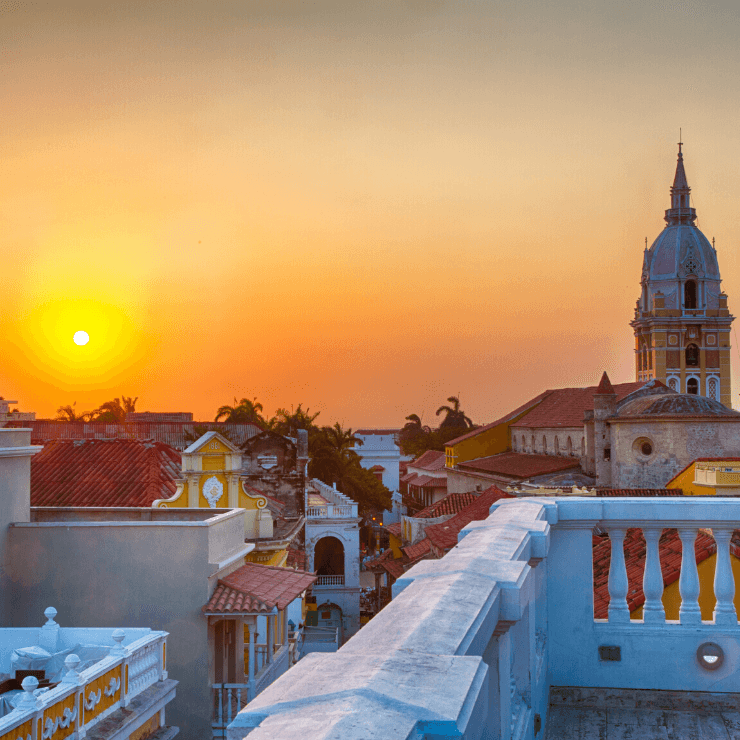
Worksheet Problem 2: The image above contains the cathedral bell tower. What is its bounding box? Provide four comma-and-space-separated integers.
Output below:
630, 142, 734, 407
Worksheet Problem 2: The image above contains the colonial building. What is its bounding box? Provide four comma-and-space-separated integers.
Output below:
631, 143, 733, 405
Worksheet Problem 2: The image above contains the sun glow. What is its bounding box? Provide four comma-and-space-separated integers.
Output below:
10, 298, 150, 392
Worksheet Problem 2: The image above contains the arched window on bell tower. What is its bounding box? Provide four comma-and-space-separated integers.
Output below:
687, 378, 699, 394
686, 343, 699, 367
684, 280, 697, 309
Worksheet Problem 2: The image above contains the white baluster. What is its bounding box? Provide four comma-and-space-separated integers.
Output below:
642, 528, 665, 623
61, 654, 83, 686
678, 528, 702, 625
607, 528, 630, 623
226, 688, 233, 723
712, 528, 737, 626
217, 687, 223, 725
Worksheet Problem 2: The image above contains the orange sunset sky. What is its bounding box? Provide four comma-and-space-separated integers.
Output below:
3, 0, 740, 427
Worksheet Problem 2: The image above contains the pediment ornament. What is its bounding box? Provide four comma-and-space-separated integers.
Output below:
203, 476, 224, 508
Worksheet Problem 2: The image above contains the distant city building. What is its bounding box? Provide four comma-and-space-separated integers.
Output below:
353, 429, 408, 523
631, 143, 733, 405
0, 397, 35, 425
127, 411, 194, 422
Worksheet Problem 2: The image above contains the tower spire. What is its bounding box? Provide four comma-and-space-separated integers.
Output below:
665, 139, 696, 225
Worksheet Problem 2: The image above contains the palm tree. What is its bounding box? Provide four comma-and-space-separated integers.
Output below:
55, 402, 93, 422
268, 404, 320, 436
215, 397, 265, 426
92, 396, 138, 423
435, 396, 474, 429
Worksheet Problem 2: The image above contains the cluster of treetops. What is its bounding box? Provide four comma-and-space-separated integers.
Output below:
50, 395, 477, 515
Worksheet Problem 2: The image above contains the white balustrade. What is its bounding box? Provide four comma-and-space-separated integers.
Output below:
642, 527, 666, 623
212, 683, 251, 737
0, 612, 169, 740
314, 575, 345, 586
607, 528, 630, 623
678, 527, 702, 625
712, 528, 737, 626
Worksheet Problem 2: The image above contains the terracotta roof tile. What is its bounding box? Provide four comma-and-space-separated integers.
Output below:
423, 486, 515, 552
401, 472, 419, 484
203, 563, 316, 614
510, 382, 643, 429
403, 538, 432, 561
8, 420, 262, 451
31, 439, 183, 507
408, 474, 447, 489
596, 488, 683, 497
385, 522, 402, 537
445, 391, 554, 446
456, 452, 579, 479
410, 450, 446, 471
414, 492, 478, 519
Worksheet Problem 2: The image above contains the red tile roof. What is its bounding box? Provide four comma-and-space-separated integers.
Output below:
591, 528, 739, 618
31, 439, 183, 507
423, 486, 515, 552
596, 489, 683, 497
445, 391, 553, 446
456, 452, 579, 479
414, 492, 478, 519
286, 543, 306, 570
410, 450, 446, 471
402, 538, 432, 561
401, 472, 419, 484
385, 522, 403, 538
203, 563, 316, 614
510, 382, 643, 429
408, 474, 447, 489
8, 420, 262, 451
369, 464, 386, 472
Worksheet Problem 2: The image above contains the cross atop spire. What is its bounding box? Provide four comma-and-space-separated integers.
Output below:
665, 140, 696, 225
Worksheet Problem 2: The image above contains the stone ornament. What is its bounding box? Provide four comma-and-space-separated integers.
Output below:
203, 476, 224, 508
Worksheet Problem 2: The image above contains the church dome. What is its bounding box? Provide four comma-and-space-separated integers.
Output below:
614, 392, 739, 419
645, 224, 720, 282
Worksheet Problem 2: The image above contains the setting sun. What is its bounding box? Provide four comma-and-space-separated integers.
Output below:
73, 330, 89, 346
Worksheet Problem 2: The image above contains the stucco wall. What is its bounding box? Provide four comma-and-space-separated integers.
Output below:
611, 419, 740, 488
0, 429, 39, 625
6, 509, 248, 740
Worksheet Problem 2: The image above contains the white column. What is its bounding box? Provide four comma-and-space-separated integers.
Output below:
267, 615, 274, 663
607, 528, 630, 623
641, 528, 665, 623
248, 617, 256, 701
712, 528, 737, 626
678, 528, 702, 625
282, 609, 289, 645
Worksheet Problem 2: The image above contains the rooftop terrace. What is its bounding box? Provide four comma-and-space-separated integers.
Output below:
224, 496, 740, 739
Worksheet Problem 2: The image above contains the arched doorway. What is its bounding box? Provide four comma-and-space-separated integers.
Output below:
314, 536, 345, 577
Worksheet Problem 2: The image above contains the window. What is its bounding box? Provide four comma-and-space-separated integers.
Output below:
687, 378, 699, 395
604, 447, 611, 461
641, 442, 653, 456
686, 344, 699, 367
708, 377, 719, 401
567, 437, 573, 456
531, 435, 535, 453
542, 436, 547, 454
581, 438, 585, 457
555, 437, 560, 455
684, 280, 697, 309
521, 435, 526, 452
668, 377, 678, 391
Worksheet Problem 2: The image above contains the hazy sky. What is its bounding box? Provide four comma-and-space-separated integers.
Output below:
4, 0, 740, 427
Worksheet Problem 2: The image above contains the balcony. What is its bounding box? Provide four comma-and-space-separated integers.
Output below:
224, 496, 740, 739
306, 480, 358, 519
0, 607, 173, 740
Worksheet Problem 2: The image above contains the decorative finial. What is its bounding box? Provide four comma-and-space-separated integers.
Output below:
44, 607, 58, 626
713, 237, 716, 249
645, 237, 648, 250
62, 654, 82, 685
110, 629, 127, 657
678, 128, 683, 155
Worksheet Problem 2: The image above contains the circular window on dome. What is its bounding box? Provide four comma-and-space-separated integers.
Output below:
633, 437, 654, 461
